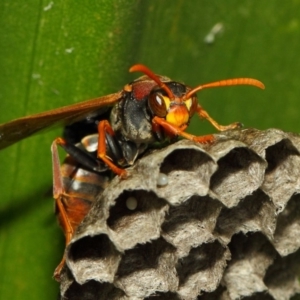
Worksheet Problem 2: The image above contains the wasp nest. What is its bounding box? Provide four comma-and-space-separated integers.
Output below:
59, 128, 300, 300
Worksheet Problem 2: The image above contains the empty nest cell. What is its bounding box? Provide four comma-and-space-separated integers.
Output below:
176, 240, 230, 299
272, 194, 300, 256
161, 195, 223, 257
215, 189, 277, 244
160, 148, 212, 174
114, 238, 178, 298
67, 234, 121, 284
262, 138, 300, 212
209, 147, 266, 207
264, 249, 300, 300
224, 233, 277, 299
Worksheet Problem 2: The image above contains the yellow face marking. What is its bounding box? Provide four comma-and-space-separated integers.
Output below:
184, 98, 193, 111
162, 96, 171, 111
160, 95, 191, 127
166, 105, 190, 127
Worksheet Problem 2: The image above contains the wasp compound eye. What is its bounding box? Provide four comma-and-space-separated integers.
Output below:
148, 92, 168, 118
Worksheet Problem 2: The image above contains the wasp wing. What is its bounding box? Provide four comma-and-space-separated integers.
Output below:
0, 91, 123, 150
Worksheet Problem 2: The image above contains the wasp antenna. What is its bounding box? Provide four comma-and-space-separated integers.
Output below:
130, 64, 175, 99
184, 78, 265, 99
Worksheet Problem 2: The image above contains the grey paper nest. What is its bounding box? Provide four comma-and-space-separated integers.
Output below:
59, 128, 300, 300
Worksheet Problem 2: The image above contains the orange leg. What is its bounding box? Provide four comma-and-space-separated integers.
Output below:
51, 139, 74, 281
97, 120, 127, 178
196, 104, 242, 131
152, 116, 215, 143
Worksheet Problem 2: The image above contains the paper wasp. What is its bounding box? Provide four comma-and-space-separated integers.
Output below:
0, 64, 265, 280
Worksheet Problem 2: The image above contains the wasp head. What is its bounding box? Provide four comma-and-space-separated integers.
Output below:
147, 83, 197, 128
129, 64, 265, 132
130, 64, 199, 128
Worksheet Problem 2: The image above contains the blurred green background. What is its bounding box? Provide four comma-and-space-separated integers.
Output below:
1, 1, 300, 299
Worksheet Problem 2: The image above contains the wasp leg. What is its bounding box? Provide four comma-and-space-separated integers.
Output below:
51, 139, 99, 281
97, 120, 127, 178
51, 140, 74, 281
196, 104, 242, 131
54, 137, 105, 172
152, 116, 214, 143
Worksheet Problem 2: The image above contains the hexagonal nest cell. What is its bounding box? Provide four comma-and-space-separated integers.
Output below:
59, 128, 300, 300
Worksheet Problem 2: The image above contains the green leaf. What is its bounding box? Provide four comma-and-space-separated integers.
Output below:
137, 1, 300, 134
1, 1, 300, 299
0, 1, 142, 299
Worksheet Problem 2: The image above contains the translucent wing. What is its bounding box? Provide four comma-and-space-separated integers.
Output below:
0, 91, 123, 150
